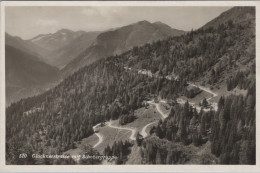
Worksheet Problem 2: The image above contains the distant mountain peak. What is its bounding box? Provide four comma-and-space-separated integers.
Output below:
56, 29, 74, 34
30, 33, 51, 41
28, 28, 87, 51
153, 21, 165, 25
6, 32, 24, 41
136, 20, 151, 25
153, 21, 170, 27
57, 28, 73, 32
153, 21, 173, 29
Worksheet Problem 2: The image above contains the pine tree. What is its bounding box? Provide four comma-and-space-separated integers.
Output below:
155, 150, 162, 164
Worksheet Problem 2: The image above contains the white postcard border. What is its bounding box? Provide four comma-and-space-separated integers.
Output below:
0, 1, 259, 172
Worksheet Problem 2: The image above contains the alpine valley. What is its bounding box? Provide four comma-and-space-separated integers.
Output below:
6, 7, 255, 165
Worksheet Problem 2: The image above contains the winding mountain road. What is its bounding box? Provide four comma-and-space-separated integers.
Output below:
140, 121, 157, 138
188, 83, 217, 98
190, 83, 218, 110
78, 66, 221, 154
147, 100, 168, 119
92, 99, 170, 148
107, 121, 137, 141
179, 83, 218, 111
140, 100, 169, 137
91, 83, 218, 148
92, 123, 104, 148
91, 120, 137, 149
192, 83, 218, 111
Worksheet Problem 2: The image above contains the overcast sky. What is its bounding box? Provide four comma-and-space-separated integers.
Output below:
6, 6, 232, 40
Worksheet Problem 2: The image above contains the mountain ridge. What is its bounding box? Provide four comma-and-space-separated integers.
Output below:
5, 33, 48, 62
44, 31, 101, 68
29, 29, 88, 51
62, 20, 186, 75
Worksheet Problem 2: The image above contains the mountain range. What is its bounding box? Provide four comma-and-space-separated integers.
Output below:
63, 20, 185, 75
5, 20, 185, 104
29, 29, 86, 51
6, 7, 254, 105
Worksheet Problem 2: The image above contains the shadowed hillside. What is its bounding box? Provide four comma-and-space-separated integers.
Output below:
6, 45, 60, 105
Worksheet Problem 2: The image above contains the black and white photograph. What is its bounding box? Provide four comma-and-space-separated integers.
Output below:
1, 1, 258, 170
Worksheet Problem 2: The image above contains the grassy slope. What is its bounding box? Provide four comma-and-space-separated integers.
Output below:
158, 102, 171, 116
96, 126, 131, 153
95, 105, 163, 153
64, 102, 164, 159
119, 106, 161, 132
64, 133, 99, 156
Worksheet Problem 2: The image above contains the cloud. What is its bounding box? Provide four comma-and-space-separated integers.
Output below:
36, 19, 59, 26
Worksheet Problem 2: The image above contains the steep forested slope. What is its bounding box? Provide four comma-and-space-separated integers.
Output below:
203, 6, 255, 29
6, 59, 182, 164
6, 7, 255, 165
139, 91, 255, 164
